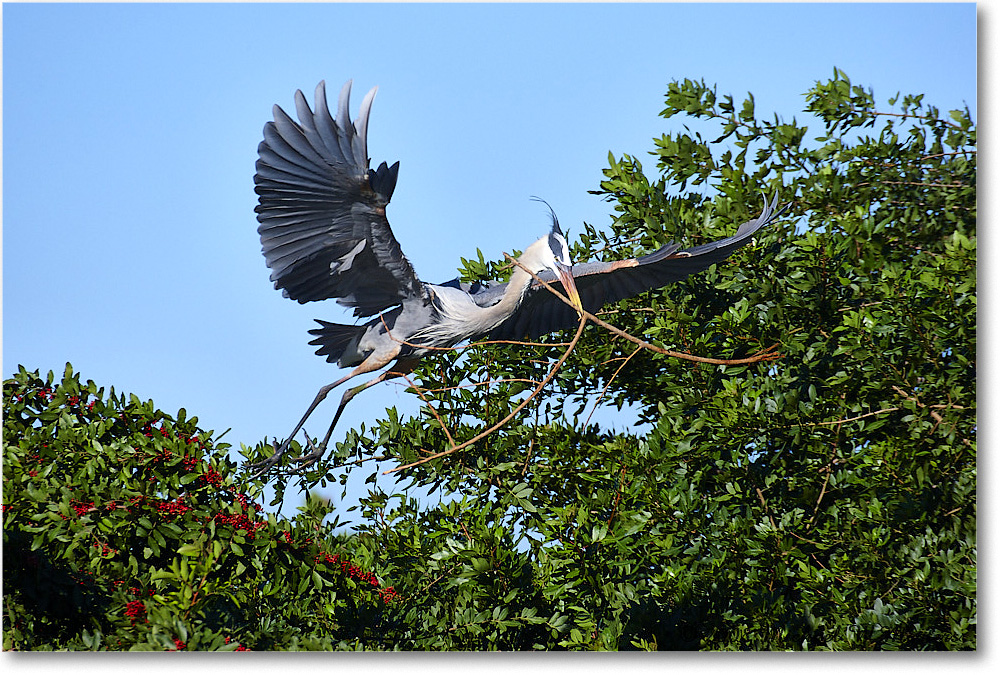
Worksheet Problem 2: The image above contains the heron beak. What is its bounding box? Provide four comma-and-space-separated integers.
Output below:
556, 262, 583, 317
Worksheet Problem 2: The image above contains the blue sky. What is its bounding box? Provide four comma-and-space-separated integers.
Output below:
3, 3, 978, 518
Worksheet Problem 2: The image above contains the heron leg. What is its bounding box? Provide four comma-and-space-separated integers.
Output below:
247, 374, 355, 475
248, 349, 403, 475
291, 357, 420, 470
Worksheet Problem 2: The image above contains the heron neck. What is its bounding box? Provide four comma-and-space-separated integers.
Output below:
494, 265, 534, 314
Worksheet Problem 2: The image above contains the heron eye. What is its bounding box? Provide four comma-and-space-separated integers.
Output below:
548, 233, 569, 265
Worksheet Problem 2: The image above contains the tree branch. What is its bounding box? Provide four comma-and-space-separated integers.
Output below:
383, 249, 780, 475
505, 253, 783, 366
585, 345, 643, 428
385, 318, 588, 474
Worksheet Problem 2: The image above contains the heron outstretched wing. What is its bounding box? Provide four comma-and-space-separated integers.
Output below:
487, 194, 788, 340
255, 80, 428, 316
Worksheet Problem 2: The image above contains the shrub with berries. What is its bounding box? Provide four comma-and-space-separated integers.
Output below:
3, 364, 400, 650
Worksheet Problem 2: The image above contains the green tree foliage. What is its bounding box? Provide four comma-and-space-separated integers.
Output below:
3, 365, 400, 650
4, 70, 975, 649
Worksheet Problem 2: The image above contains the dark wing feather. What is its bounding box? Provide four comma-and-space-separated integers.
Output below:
488, 194, 788, 340
255, 80, 428, 315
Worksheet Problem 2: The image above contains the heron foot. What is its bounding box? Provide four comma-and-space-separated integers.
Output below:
246, 436, 298, 479
287, 433, 329, 474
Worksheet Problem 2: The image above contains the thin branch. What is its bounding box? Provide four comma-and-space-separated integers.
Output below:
891, 385, 966, 410
798, 385, 966, 428
585, 345, 643, 427
787, 530, 823, 547
872, 109, 965, 131
808, 407, 901, 426
521, 439, 535, 477
415, 564, 460, 596
808, 405, 844, 529
607, 461, 628, 525
855, 180, 967, 190
755, 487, 778, 531
414, 377, 543, 395
319, 453, 389, 472
506, 253, 782, 366
919, 150, 976, 160
859, 151, 976, 171
385, 318, 588, 474
597, 307, 662, 315
383, 247, 779, 475
400, 372, 457, 448
837, 301, 884, 312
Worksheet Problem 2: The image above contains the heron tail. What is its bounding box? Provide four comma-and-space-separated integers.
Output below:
308, 320, 367, 366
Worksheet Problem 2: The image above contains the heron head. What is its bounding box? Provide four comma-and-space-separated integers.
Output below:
526, 200, 583, 316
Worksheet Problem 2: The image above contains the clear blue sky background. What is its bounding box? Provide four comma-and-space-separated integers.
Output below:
3, 3, 977, 519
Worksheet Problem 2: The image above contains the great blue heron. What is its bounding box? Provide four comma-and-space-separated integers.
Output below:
251, 80, 786, 473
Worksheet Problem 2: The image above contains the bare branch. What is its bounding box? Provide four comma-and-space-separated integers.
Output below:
755, 487, 778, 531
798, 385, 967, 428
400, 371, 457, 448
413, 377, 544, 395
521, 439, 535, 477
855, 180, 967, 190
585, 345, 643, 427
506, 253, 783, 366
382, 247, 780, 475
809, 407, 901, 426
385, 318, 588, 474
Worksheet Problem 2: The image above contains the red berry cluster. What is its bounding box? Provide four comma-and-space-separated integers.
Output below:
46, 447, 265, 546
155, 497, 191, 520
66, 395, 97, 412
233, 492, 261, 511
92, 540, 116, 557
313, 552, 400, 604
315, 552, 380, 586
181, 452, 222, 487
134, 420, 202, 450
124, 599, 147, 625
131, 438, 225, 491
202, 467, 223, 487
122, 584, 157, 626
18, 447, 43, 478
13, 386, 100, 412
213, 511, 266, 538
149, 448, 174, 464
142, 424, 172, 440
378, 586, 401, 603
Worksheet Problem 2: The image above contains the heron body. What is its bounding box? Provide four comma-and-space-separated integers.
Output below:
252, 80, 786, 473
310, 232, 577, 373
